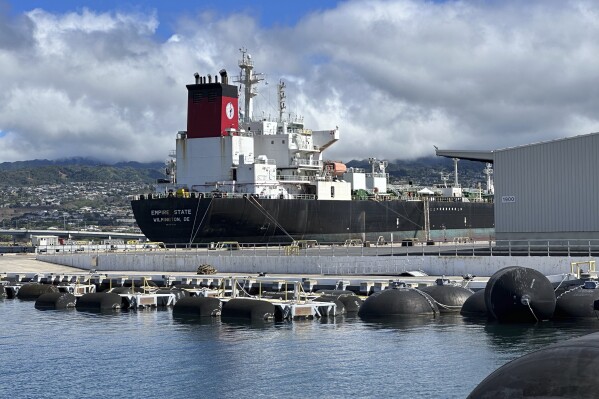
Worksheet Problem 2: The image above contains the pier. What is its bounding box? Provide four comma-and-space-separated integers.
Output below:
3, 237, 595, 305
32, 239, 598, 278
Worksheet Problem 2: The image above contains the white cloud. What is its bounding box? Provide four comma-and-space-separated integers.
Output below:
0, 0, 599, 163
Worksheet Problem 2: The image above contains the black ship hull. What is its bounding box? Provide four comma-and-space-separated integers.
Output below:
131, 197, 494, 244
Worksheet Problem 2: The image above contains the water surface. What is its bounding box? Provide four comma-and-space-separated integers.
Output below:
2, 299, 598, 398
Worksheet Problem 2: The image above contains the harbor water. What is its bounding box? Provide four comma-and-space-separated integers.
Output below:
2, 298, 599, 398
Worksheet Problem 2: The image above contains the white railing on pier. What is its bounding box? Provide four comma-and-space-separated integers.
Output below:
36, 238, 599, 259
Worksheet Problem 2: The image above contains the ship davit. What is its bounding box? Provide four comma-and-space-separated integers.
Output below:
358, 286, 439, 318
468, 331, 599, 398
484, 266, 556, 322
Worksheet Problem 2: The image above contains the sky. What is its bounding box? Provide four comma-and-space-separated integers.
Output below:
1, 0, 599, 163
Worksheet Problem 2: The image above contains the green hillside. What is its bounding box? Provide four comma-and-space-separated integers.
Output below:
0, 156, 490, 187
0, 163, 164, 186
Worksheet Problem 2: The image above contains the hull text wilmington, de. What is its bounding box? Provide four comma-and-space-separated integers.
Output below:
131, 50, 494, 244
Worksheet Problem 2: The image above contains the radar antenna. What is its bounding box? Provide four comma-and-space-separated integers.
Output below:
368, 158, 387, 174
440, 172, 449, 188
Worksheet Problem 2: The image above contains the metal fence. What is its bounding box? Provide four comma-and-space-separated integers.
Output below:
36, 238, 599, 258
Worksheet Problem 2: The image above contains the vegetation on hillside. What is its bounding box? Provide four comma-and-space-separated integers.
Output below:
0, 163, 163, 186
0, 157, 491, 188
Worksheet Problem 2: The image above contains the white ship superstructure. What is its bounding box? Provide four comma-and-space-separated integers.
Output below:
163, 49, 383, 201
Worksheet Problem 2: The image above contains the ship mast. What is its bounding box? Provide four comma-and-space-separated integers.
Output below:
424, 197, 431, 242
235, 48, 264, 123
278, 80, 286, 122
483, 163, 494, 195
452, 158, 460, 188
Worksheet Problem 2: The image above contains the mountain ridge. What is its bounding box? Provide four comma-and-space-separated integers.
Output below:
0, 156, 490, 187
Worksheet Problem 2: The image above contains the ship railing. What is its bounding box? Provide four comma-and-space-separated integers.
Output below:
255, 158, 276, 165
294, 144, 319, 152
136, 191, 495, 204
346, 167, 366, 173
133, 192, 251, 200
277, 175, 335, 183
365, 173, 389, 179
289, 194, 317, 200
277, 175, 312, 182
429, 196, 494, 203
430, 196, 462, 202
462, 197, 492, 203
292, 159, 322, 168
42, 238, 599, 260
281, 127, 304, 134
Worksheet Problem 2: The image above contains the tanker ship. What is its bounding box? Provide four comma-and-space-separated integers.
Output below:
131, 49, 494, 244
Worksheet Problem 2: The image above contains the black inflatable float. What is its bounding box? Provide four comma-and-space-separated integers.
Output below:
337, 295, 363, 313
313, 296, 346, 316
485, 266, 556, 322
358, 287, 439, 318
5, 286, 18, 299
554, 280, 599, 318
155, 288, 190, 300
222, 298, 275, 321
420, 279, 473, 313
316, 291, 362, 313
35, 292, 76, 310
460, 289, 489, 318
468, 331, 599, 398
172, 296, 221, 317
76, 293, 122, 311
17, 283, 59, 300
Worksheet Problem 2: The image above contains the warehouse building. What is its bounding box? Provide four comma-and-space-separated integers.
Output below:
436, 132, 599, 243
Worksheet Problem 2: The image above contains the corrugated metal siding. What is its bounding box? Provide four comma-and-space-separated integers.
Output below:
495, 133, 599, 234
